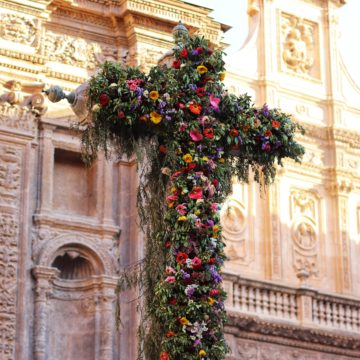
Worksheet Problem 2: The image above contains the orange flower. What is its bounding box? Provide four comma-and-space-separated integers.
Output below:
149, 90, 159, 101
179, 317, 190, 326
166, 331, 176, 337
272, 120, 281, 129
150, 111, 162, 124
189, 102, 202, 115
196, 65, 208, 74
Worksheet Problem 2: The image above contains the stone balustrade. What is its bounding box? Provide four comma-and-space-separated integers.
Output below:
223, 273, 360, 333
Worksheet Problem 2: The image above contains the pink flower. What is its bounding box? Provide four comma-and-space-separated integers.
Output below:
189, 129, 203, 142
166, 266, 176, 275
179, 123, 188, 132
210, 203, 218, 212
195, 219, 202, 228
176, 204, 187, 216
170, 171, 181, 180
189, 187, 203, 200
210, 94, 220, 110
165, 276, 176, 284
192, 257, 202, 270
167, 195, 178, 202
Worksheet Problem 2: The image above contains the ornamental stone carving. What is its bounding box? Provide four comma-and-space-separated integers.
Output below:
0, 14, 38, 46
221, 198, 247, 261
0, 143, 22, 359
43, 32, 119, 69
290, 190, 321, 279
281, 14, 317, 75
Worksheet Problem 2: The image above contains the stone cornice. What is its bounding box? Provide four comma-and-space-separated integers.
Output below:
226, 313, 360, 357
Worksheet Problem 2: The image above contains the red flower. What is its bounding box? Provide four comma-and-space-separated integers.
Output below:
160, 352, 169, 360
117, 111, 125, 119
189, 102, 202, 115
172, 60, 181, 69
159, 145, 167, 153
196, 87, 206, 97
189, 187, 203, 200
212, 179, 219, 188
210, 289, 220, 297
180, 48, 188, 58
99, 93, 110, 106
196, 47, 204, 54
203, 128, 214, 139
208, 257, 216, 264
229, 128, 239, 137
169, 298, 177, 305
265, 129, 272, 137
165, 241, 171, 248
207, 48, 214, 55
176, 252, 188, 264
187, 163, 196, 171
166, 331, 176, 338
272, 120, 281, 129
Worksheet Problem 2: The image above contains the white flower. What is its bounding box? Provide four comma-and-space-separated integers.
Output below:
161, 167, 171, 176
91, 104, 101, 112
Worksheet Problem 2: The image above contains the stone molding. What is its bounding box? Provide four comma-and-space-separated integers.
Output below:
34, 233, 118, 276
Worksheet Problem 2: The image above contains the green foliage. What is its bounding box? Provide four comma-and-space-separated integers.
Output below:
83, 34, 305, 360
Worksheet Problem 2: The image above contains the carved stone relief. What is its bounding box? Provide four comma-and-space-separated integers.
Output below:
0, 13, 39, 46
281, 13, 318, 77
221, 198, 247, 261
0, 143, 22, 358
0, 146, 21, 207
44, 31, 119, 69
290, 190, 320, 279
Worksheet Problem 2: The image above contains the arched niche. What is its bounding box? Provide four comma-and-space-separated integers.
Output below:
32, 237, 118, 360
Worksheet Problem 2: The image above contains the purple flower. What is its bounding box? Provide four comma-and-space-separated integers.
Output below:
262, 103, 270, 117
207, 220, 214, 227
158, 101, 167, 109
197, 144, 202, 152
193, 339, 202, 347
209, 266, 222, 283
262, 142, 271, 152
185, 284, 198, 297
273, 140, 282, 149
165, 115, 172, 121
189, 84, 197, 91
191, 49, 199, 56
181, 269, 190, 280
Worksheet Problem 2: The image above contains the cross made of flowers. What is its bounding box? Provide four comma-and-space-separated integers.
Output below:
46, 22, 304, 360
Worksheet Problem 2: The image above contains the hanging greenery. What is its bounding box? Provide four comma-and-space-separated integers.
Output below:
81, 26, 304, 360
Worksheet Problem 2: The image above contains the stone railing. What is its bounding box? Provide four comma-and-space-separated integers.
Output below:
223, 273, 360, 333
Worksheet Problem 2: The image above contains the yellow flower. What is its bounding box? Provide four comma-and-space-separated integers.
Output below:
199, 349, 207, 356
197, 65, 208, 74
219, 72, 226, 81
202, 156, 209, 162
195, 210, 201, 216
207, 297, 215, 305
149, 90, 159, 101
150, 111, 162, 124
168, 202, 174, 208
179, 317, 190, 326
182, 153, 193, 163
178, 216, 187, 222
213, 225, 219, 233
171, 187, 177, 194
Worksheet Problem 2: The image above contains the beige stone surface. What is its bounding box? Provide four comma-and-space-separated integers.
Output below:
0, 0, 359, 359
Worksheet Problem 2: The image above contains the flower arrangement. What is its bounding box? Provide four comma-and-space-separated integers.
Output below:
82, 28, 304, 360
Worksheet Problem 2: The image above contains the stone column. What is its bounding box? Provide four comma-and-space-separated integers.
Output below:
32, 266, 59, 360
98, 276, 117, 360
38, 124, 56, 213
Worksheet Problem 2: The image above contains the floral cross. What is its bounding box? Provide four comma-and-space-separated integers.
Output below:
47, 23, 304, 360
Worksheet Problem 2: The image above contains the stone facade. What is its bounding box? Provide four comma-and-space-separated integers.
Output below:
0, 0, 359, 359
